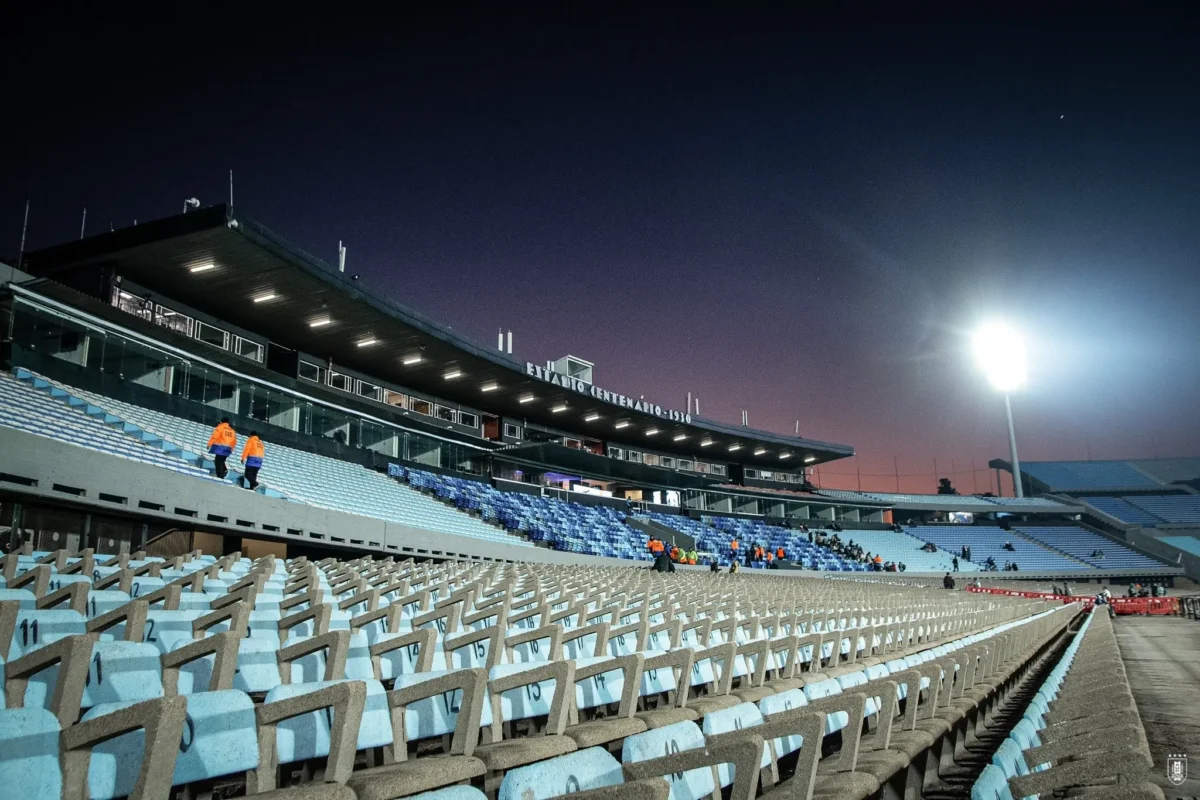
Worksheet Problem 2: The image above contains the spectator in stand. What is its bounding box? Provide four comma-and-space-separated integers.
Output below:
1003, 541, 1016, 552
206, 417, 237, 479
776, 546, 786, 561
765, 551, 774, 566
943, 573, 956, 590
873, 553, 883, 570
898, 562, 907, 572
652, 550, 675, 573
729, 561, 739, 574
709, 560, 719, 573
952, 556, 959, 572
965, 546, 972, 562
239, 431, 264, 490
807, 530, 814, 544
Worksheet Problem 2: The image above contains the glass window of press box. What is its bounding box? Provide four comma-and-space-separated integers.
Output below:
7, 299, 483, 474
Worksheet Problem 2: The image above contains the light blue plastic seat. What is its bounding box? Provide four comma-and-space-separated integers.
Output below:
499, 746, 625, 800
971, 763, 1014, 800
8, 609, 87, 660
267, 679, 391, 767
82, 690, 258, 798
0, 708, 63, 800
758, 688, 808, 757
700, 702, 770, 785
623, 720, 714, 800
409, 787, 489, 800
991, 737, 1029, 779
81, 641, 165, 708
803, 678, 849, 734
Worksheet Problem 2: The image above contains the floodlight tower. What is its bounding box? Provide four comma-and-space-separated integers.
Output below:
973, 322, 1027, 497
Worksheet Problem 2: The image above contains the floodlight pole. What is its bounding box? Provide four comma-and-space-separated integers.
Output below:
1004, 392, 1024, 498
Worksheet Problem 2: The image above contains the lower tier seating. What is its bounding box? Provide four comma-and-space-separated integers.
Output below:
906, 526, 1088, 572
972, 609, 1162, 799
0, 541, 1096, 800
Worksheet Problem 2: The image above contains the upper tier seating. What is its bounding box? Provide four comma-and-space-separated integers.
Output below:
905, 526, 1088, 572
1128, 457, 1200, 485
1011, 526, 1165, 570
395, 468, 646, 561
14, 369, 527, 548
1082, 497, 1166, 526
1019, 461, 1161, 491
1124, 494, 1200, 524
814, 490, 1066, 508
0, 541, 1088, 800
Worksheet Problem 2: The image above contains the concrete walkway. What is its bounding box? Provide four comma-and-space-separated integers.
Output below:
1115, 616, 1200, 799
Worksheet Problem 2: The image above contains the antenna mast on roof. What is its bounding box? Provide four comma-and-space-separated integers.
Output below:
16, 199, 29, 270
338, 241, 346, 273
80, 207, 87, 239
229, 169, 234, 207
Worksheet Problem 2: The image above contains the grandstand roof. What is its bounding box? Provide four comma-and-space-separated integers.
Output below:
23, 205, 854, 469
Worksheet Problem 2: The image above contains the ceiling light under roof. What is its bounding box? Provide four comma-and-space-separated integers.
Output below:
779, 452, 792, 460
645, 428, 659, 436
252, 292, 276, 303
519, 394, 535, 404
356, 337, 378, 348
584, 413, 600, 422
188, 263, 216, 273
481, 382, 499, 392
402, 355, 423, 365
754, 448, 766, 455
804, 455, 817, 463
614, 420, 630, 429
728, 444, 741, 452
443, 369, 463, 380
673, 434, 687, 442
551, 404, 568, 413
700, 439, 713, 447
309, 317, 332, 328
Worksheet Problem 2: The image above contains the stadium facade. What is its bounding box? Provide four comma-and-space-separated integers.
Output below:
1, 205, 1193, 582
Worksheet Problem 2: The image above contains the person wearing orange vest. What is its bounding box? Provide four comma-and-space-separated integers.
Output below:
669, 545, 680, 562
239, 431, 265, 490
730, 539, 739, 561
776, 547, 786, 560
206, 418, 237, 479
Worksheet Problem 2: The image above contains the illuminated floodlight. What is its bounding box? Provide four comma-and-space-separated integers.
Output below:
779, 452, 791, 460
309, 317, 332, 328
252, 292, 277, 303
443, 369, 462, 379
357, 338, 378, 348
754, 447, 766, 456
804, 455, 816, 463
518, 394, 535, 404
972, 322, 1026, 392
551, 404, 567, 413
189, 263, 216, 273
700, 439, 713, 447
584, 413, 600, 422
728, 444, 741, 452
673, 434, 687, 442
644, 427, 658, 436
614, 420, 630, 429
402, 355, 423, 365
481, 382, 498, 392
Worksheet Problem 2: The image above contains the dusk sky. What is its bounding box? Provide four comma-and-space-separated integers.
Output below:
4, 7, 1199, 493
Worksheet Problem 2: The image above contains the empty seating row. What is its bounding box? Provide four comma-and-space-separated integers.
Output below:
905, 526, 1089, 572
0, 541, 1081, 800
972, 608, 1162, 799
1012, 525, 1164, 570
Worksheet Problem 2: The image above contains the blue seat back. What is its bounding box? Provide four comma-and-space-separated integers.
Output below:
0, 708, 62, 800
700, 701, 770, 784
758, 688, 808, 756
267, 679, 391, 765
82, 641, 164, 707
83, 690, 259, 798
623, 720, 713, 800
499, 746, 624, 800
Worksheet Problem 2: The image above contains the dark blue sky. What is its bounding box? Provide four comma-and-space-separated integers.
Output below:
4, 6, 1199, 492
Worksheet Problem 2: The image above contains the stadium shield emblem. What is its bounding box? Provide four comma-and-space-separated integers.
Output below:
1167, 753, 1187, 786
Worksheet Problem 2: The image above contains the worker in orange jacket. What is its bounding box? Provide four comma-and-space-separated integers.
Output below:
730, 538, 739, 561
776, 547, 786, 560
206, 417, 237, 479
239, 431, 265, 490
